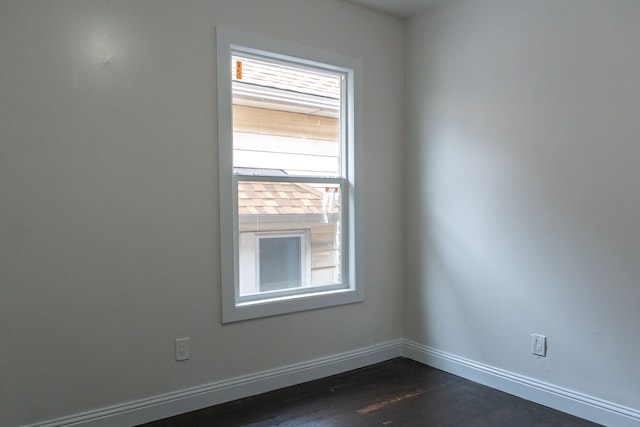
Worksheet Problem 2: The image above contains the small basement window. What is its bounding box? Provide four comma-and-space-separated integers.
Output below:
239, 230, 311, 295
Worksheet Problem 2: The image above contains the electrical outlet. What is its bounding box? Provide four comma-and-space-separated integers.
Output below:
176, 338, 190, 361
531, 334, 547, 357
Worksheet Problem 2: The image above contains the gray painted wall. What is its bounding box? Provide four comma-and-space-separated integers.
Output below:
405, 0, 640, 410
0, 1, 404, 425
6, 0, 640, 424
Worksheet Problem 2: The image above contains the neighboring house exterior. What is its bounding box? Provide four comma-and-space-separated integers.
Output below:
232, 55, 343, 296
237, 180, 340, 295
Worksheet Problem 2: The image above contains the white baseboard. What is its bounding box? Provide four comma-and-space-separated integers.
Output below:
24, 339, 640, 427
403, 339, 640, 427
25, 340, 403, 427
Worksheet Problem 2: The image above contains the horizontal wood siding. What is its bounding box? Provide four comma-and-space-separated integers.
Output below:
235, 104, 341, 286
233, 105, 339, 141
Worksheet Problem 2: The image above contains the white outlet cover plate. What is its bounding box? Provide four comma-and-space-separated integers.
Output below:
176, 338, 190, 361
531, 334, 547, 357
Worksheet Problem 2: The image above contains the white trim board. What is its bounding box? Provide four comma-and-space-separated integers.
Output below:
22, 340, 640, 427
403, 339, 640, 427
24, 340, 403, 427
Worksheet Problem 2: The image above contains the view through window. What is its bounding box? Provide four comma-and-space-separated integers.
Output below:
232, 53, 345, 299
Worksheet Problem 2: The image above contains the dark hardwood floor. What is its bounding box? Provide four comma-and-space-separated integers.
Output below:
139, 358, 601, 426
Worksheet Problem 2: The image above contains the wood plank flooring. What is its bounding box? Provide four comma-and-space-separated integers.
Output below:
139, 358, 601, 426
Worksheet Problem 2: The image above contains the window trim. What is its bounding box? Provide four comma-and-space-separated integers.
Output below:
217, 27, 364, 323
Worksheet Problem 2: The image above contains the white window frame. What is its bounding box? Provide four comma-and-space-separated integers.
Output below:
217, 28, 364, 323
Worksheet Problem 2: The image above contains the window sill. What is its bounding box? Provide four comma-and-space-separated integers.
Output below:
222, 287, 364, 323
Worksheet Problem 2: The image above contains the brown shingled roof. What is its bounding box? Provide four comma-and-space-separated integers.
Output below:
238, 182, 339, 216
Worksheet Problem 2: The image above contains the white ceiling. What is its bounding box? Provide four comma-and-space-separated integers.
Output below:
345, 0, 446, 18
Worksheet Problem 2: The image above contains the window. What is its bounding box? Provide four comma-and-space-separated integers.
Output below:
239, 230, 310, 295
217, 28, 363, 322
259, 236, 303, 291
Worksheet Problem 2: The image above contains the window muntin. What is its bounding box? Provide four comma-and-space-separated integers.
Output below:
217, 28, 363, 322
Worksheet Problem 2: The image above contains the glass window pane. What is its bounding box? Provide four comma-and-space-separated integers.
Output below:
259, 237, 301, 292
237, 180, 341, 297
231, 54, 342, 177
